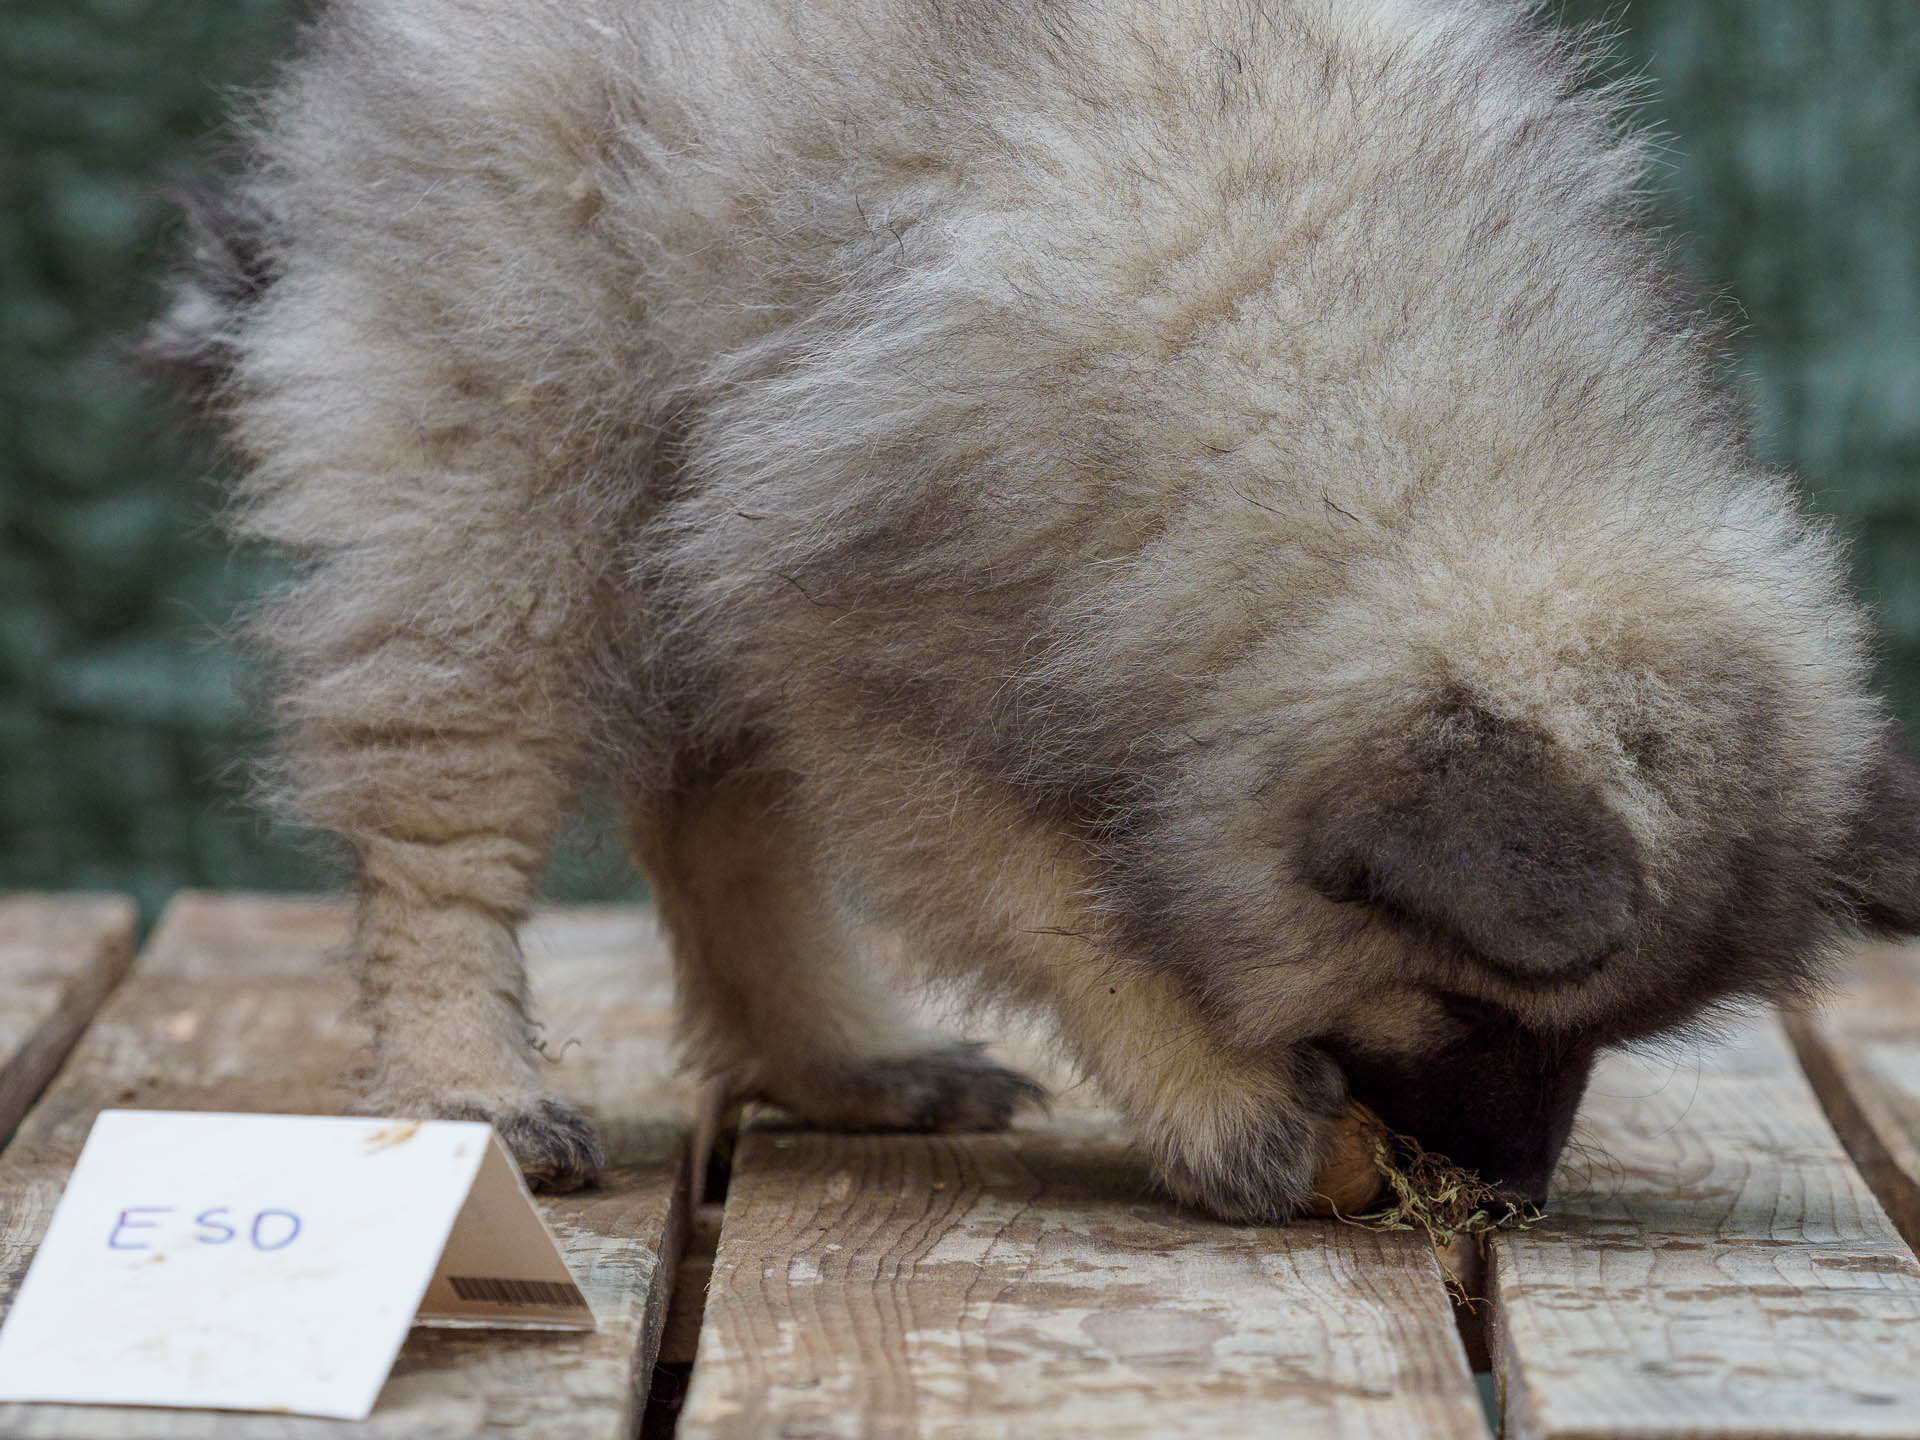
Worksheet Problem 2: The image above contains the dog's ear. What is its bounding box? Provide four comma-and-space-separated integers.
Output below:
1833, 729, 1920, 935
1303, 704, 1643, 982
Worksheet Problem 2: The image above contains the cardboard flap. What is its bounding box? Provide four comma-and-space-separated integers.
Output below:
416, 1131, 595, 1330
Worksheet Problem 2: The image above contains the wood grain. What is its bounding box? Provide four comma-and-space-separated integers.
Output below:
0, 894, 696, 1439
1489, 1016, 1920, 1440
1786, 940, 1920, 1255
680, 1106, 1486, 1438
0, 895, 134, 1143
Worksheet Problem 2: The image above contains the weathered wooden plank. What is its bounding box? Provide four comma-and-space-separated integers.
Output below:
1489, 1017, 1920, 1440
0, 895, 135, 1142
1786, 940, 1920, 1253
680, 1100, 1487, 1439
0, 894, 696, 1439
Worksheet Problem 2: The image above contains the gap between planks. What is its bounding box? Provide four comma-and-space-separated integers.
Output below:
1490, 994, 1920, 1440
0, 894, 703, 1440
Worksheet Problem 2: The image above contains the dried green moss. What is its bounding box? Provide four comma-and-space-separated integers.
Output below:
1337, 1107, 1546, 1248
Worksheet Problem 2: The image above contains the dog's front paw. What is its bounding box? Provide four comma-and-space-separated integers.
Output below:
768, 1041, 1047, 1133
860, 1042, 1048, 1131
1140, 1049, 1347, 1224
486, 1095, 608, 1192
371, 1079, 608, 1193
1152, 1116, 1327, 1223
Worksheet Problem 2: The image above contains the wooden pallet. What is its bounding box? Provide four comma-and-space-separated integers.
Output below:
0, 895, 1917, 1439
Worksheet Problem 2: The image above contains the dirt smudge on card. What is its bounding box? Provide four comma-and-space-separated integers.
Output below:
363, 1121, 421, 1153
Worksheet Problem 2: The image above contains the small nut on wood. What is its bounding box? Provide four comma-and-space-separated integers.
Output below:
1307, 1101, 1389, 1217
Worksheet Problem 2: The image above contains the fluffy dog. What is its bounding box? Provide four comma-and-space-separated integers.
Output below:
154, 0, 1920, 1219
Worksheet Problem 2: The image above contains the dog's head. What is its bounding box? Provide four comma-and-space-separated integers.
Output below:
1301, 694, 1920, 1200
1103, 507, 1920, 1204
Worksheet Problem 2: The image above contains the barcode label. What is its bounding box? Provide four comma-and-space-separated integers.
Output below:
447, 1275, 586, 1308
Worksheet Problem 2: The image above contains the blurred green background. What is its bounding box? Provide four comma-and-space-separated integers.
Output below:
2, 0, 1916, 919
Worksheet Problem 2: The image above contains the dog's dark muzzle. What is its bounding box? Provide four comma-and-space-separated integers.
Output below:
1324, 1000, 1598, 1205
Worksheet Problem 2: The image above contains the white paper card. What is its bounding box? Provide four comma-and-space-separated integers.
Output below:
0, 1111, 594, 1420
